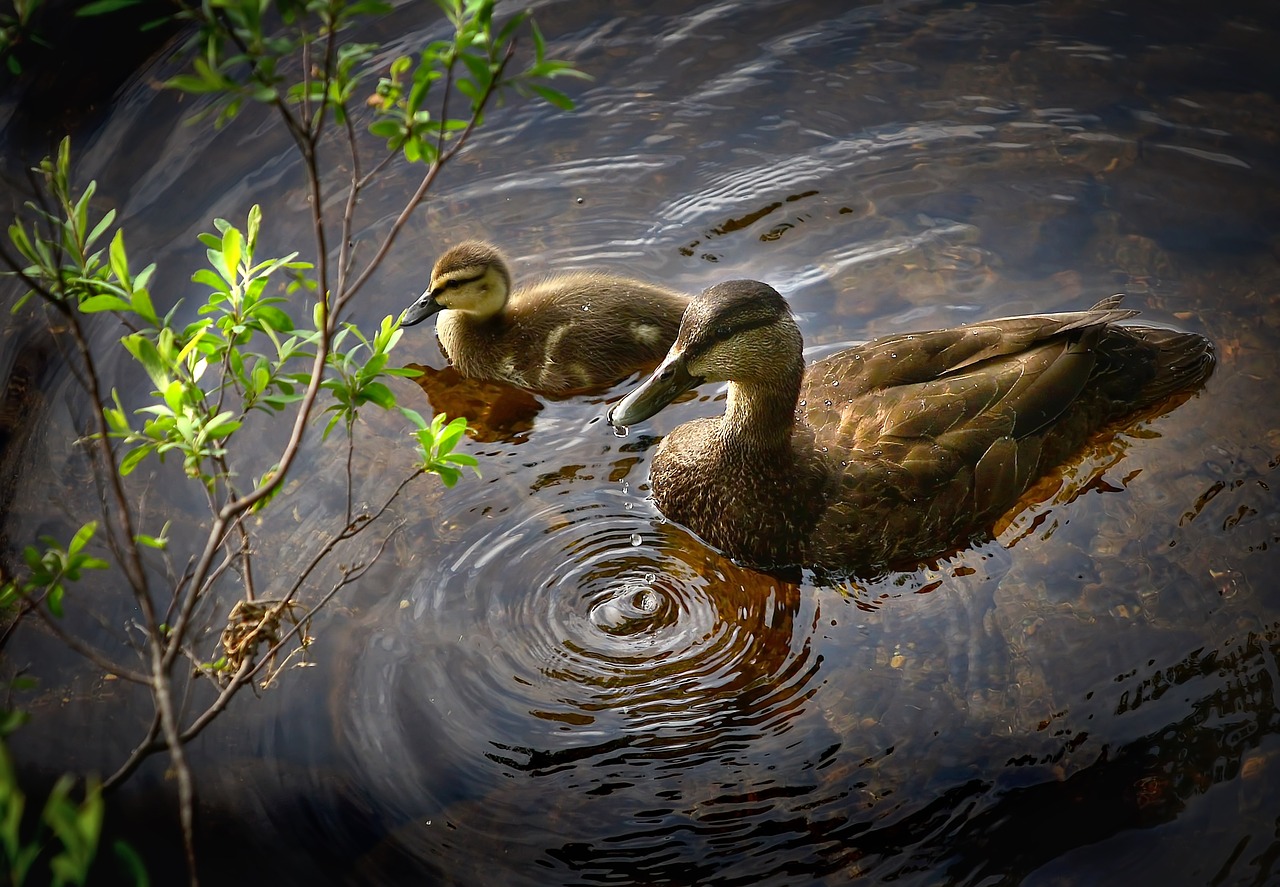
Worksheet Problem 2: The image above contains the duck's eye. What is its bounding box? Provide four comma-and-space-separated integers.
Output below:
658, 366, 674, 381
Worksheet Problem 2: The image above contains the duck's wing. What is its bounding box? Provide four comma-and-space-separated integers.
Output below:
801, 329, 1108, 574
798, 298, 1213, 576
807, 296, 1136, 400
808, 312, 1125, 518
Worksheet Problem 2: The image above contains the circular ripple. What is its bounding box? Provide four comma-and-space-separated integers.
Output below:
340, 486, 822, 801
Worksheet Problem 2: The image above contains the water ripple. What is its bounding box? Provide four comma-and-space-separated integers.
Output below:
341, 493, 823, 820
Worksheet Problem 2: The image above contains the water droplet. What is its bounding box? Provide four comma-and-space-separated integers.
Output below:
624, 501, 633, 510
644, 572, 656, 584
581, 304, 591, 311
889, 352, 897, 358
613, 424, 629, 438
830, 380, 839, 387
798, 399, 806, 407
630, 533, 643, 546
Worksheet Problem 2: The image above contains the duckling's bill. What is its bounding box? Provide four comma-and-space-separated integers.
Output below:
608, 352, 703, 428
399, 290, 445, 327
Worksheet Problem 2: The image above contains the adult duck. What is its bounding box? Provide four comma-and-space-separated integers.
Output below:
607, 280, 1214, 577
399, 241, 689, 394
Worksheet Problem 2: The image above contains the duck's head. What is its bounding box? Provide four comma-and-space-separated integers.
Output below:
607, 279, 801, 428
400, 240, 513, 326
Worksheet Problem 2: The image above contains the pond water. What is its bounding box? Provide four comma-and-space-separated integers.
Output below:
3, 0, 1279, 884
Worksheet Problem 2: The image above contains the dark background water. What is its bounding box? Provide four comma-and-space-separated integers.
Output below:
2, 0, 1279, 884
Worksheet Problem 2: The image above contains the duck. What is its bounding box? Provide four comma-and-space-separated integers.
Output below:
399, 240, 691, 394
607, 280, 1215, 578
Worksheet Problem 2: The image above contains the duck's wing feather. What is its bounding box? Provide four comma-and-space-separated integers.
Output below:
804, 307, 1126, 521
803, 329, 1109, 571
807, 296, 1135, 400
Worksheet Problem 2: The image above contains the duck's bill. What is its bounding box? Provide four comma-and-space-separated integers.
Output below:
607, 353, 702, 428
399, 292, 444, 327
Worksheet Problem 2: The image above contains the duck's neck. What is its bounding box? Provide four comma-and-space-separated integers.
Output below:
720, 364, 804, 451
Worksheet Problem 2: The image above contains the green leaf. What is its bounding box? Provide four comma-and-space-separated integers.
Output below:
251, 305, 294, 332
121, 334, 169, 391
67, 522, 97, 557
108, 228, 131, 286
435, 415, 468, 452
191, 268, 227, 292
162, 379, 184, 413
368, 119, 405, 140
458, 51, 491, 89
86, 208, 117, 249
48, 585, 65, 618
79, 294, 134, 314
77, 0, 142, 14
113, 841, 150, 887
203, 412, 242, 439
528, 83, 574, 111
130, 287, 159, 326
360, 381, 396, 409
119, 444, 153, 475
220, 225, 243, 282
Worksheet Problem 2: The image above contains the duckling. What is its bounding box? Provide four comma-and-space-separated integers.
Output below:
607, 281, 1214, 577
399, 241, 690, 394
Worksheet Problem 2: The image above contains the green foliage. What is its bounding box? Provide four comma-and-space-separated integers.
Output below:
405, 411, 479, 487
0, 726, 146, 886
0, 0, 581, 877
0, 0, 47, 76
370, 0, 588, 163
7, 149, 478, 497
158, 0, 588, 158
7, 139, 158, 321
322, 313, 422, 439
1, 523, 108, 618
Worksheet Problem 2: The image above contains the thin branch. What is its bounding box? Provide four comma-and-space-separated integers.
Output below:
0, 242, 155, 621
22, 603, 150, 684
338, 40, 520, 309
102, 709, 161, 791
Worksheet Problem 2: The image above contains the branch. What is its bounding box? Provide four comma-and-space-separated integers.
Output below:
337, 39, 520, 309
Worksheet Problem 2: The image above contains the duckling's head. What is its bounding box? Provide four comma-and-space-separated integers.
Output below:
608, 279, 802, 428
400, 240, 513, 327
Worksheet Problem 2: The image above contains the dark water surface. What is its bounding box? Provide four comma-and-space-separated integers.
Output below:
3, 0, 1280, 884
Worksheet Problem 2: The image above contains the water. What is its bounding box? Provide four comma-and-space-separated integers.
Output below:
2, 0, 1279, 884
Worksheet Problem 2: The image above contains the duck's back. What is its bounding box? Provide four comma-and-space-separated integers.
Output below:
799, 305, 1214, 575
440, 272, 688, 393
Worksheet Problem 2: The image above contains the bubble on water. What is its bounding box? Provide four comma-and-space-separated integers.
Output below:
630, 533, 643, 547
613, 424, 629, 438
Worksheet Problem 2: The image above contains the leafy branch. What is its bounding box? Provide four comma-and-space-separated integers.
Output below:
0, 1, 584, 883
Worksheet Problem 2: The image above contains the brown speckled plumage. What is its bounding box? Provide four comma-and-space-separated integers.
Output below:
608, 281, 1215, 578
400, 241, 690, 394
